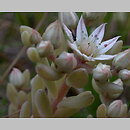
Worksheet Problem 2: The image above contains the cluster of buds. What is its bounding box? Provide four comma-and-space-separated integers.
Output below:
7, 68, 31, 117
92, 49, 130, 117
96, 100, 128, 118
6, 12, 130, 118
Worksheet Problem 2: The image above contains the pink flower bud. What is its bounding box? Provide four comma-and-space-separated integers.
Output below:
55, 52, 77, 73
93, 63, 111, 82
9, 68, 24, 87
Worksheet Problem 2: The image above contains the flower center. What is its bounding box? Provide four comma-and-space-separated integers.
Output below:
78, 40, 99, 57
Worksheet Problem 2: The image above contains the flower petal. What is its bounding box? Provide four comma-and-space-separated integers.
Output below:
76, 16, 88, 42
63, 24, 74, 42
98, 36, 120, 54
94, 54, 116, 60
89, 23, 106, 45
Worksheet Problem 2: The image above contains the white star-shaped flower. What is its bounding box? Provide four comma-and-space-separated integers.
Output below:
63, 16, 120, 61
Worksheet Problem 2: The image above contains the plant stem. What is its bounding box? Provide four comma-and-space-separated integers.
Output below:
0, 46, 27, 84
52, 83, 70, 113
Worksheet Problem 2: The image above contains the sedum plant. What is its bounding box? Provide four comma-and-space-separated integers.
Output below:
6, 12, 130, 118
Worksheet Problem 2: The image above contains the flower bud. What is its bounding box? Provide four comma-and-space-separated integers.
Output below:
92, 78, 101, 94
119, 69, 130, 80
21, 31, 31, 46
113, 78, 123, 86
107, 40, 123, 55
36, 63, 63, 81
118, 69, 130, 86
93, 63, 111, 83
59, 12, 78, 29
20, 25, 33, 34
66, 68, 88, 88
96, 104, 107, 118
30, 30, 42, 44
37, 41, 54, 57
112, 49, 130, 70
20, 101, 31, 118
104, 82, 123, 99
20, 26, 42, 46
27, 47, 41, 63
42, 20, 65, 49
107, 100, 128, 118
35, 89, 53, 117
6, 83, 18, 105
9, 68, 24, 88
55, 52, 77, 73
58, 91, 94, 109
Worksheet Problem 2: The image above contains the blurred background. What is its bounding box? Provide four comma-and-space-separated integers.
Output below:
0, 12, 130, 117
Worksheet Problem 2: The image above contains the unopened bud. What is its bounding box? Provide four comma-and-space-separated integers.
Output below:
58, 91, 94, 109
59, 12, 78, 29
20, 101, 31, 118
113, 78, 123, 86
37, 41, 54, 57
118, 69, 130, 86
107, 40, 123, 55
27, 47, 41, 63
112, 49, 130, 70
66, 68, 88, 88
30, 30, 42, 44
20, 26, 42, 46
6, 83, 18, 105
20, 25, 33, 34
9, 68, 24, 88
93, 63, 111, 83
96, 104, 107, 118
36, 63, 63, 81
104, 82, 123, 99
21, 31, 31, 46
119, 69, 130, 80
55, 52, 77, 73
35, 89, 53, 117
107, 100, 128, 118
42, 20, 65, 49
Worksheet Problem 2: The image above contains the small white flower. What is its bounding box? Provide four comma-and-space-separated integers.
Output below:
63, 16, 120, 61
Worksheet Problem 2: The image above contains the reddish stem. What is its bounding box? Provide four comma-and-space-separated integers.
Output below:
52, 83, 70, 113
